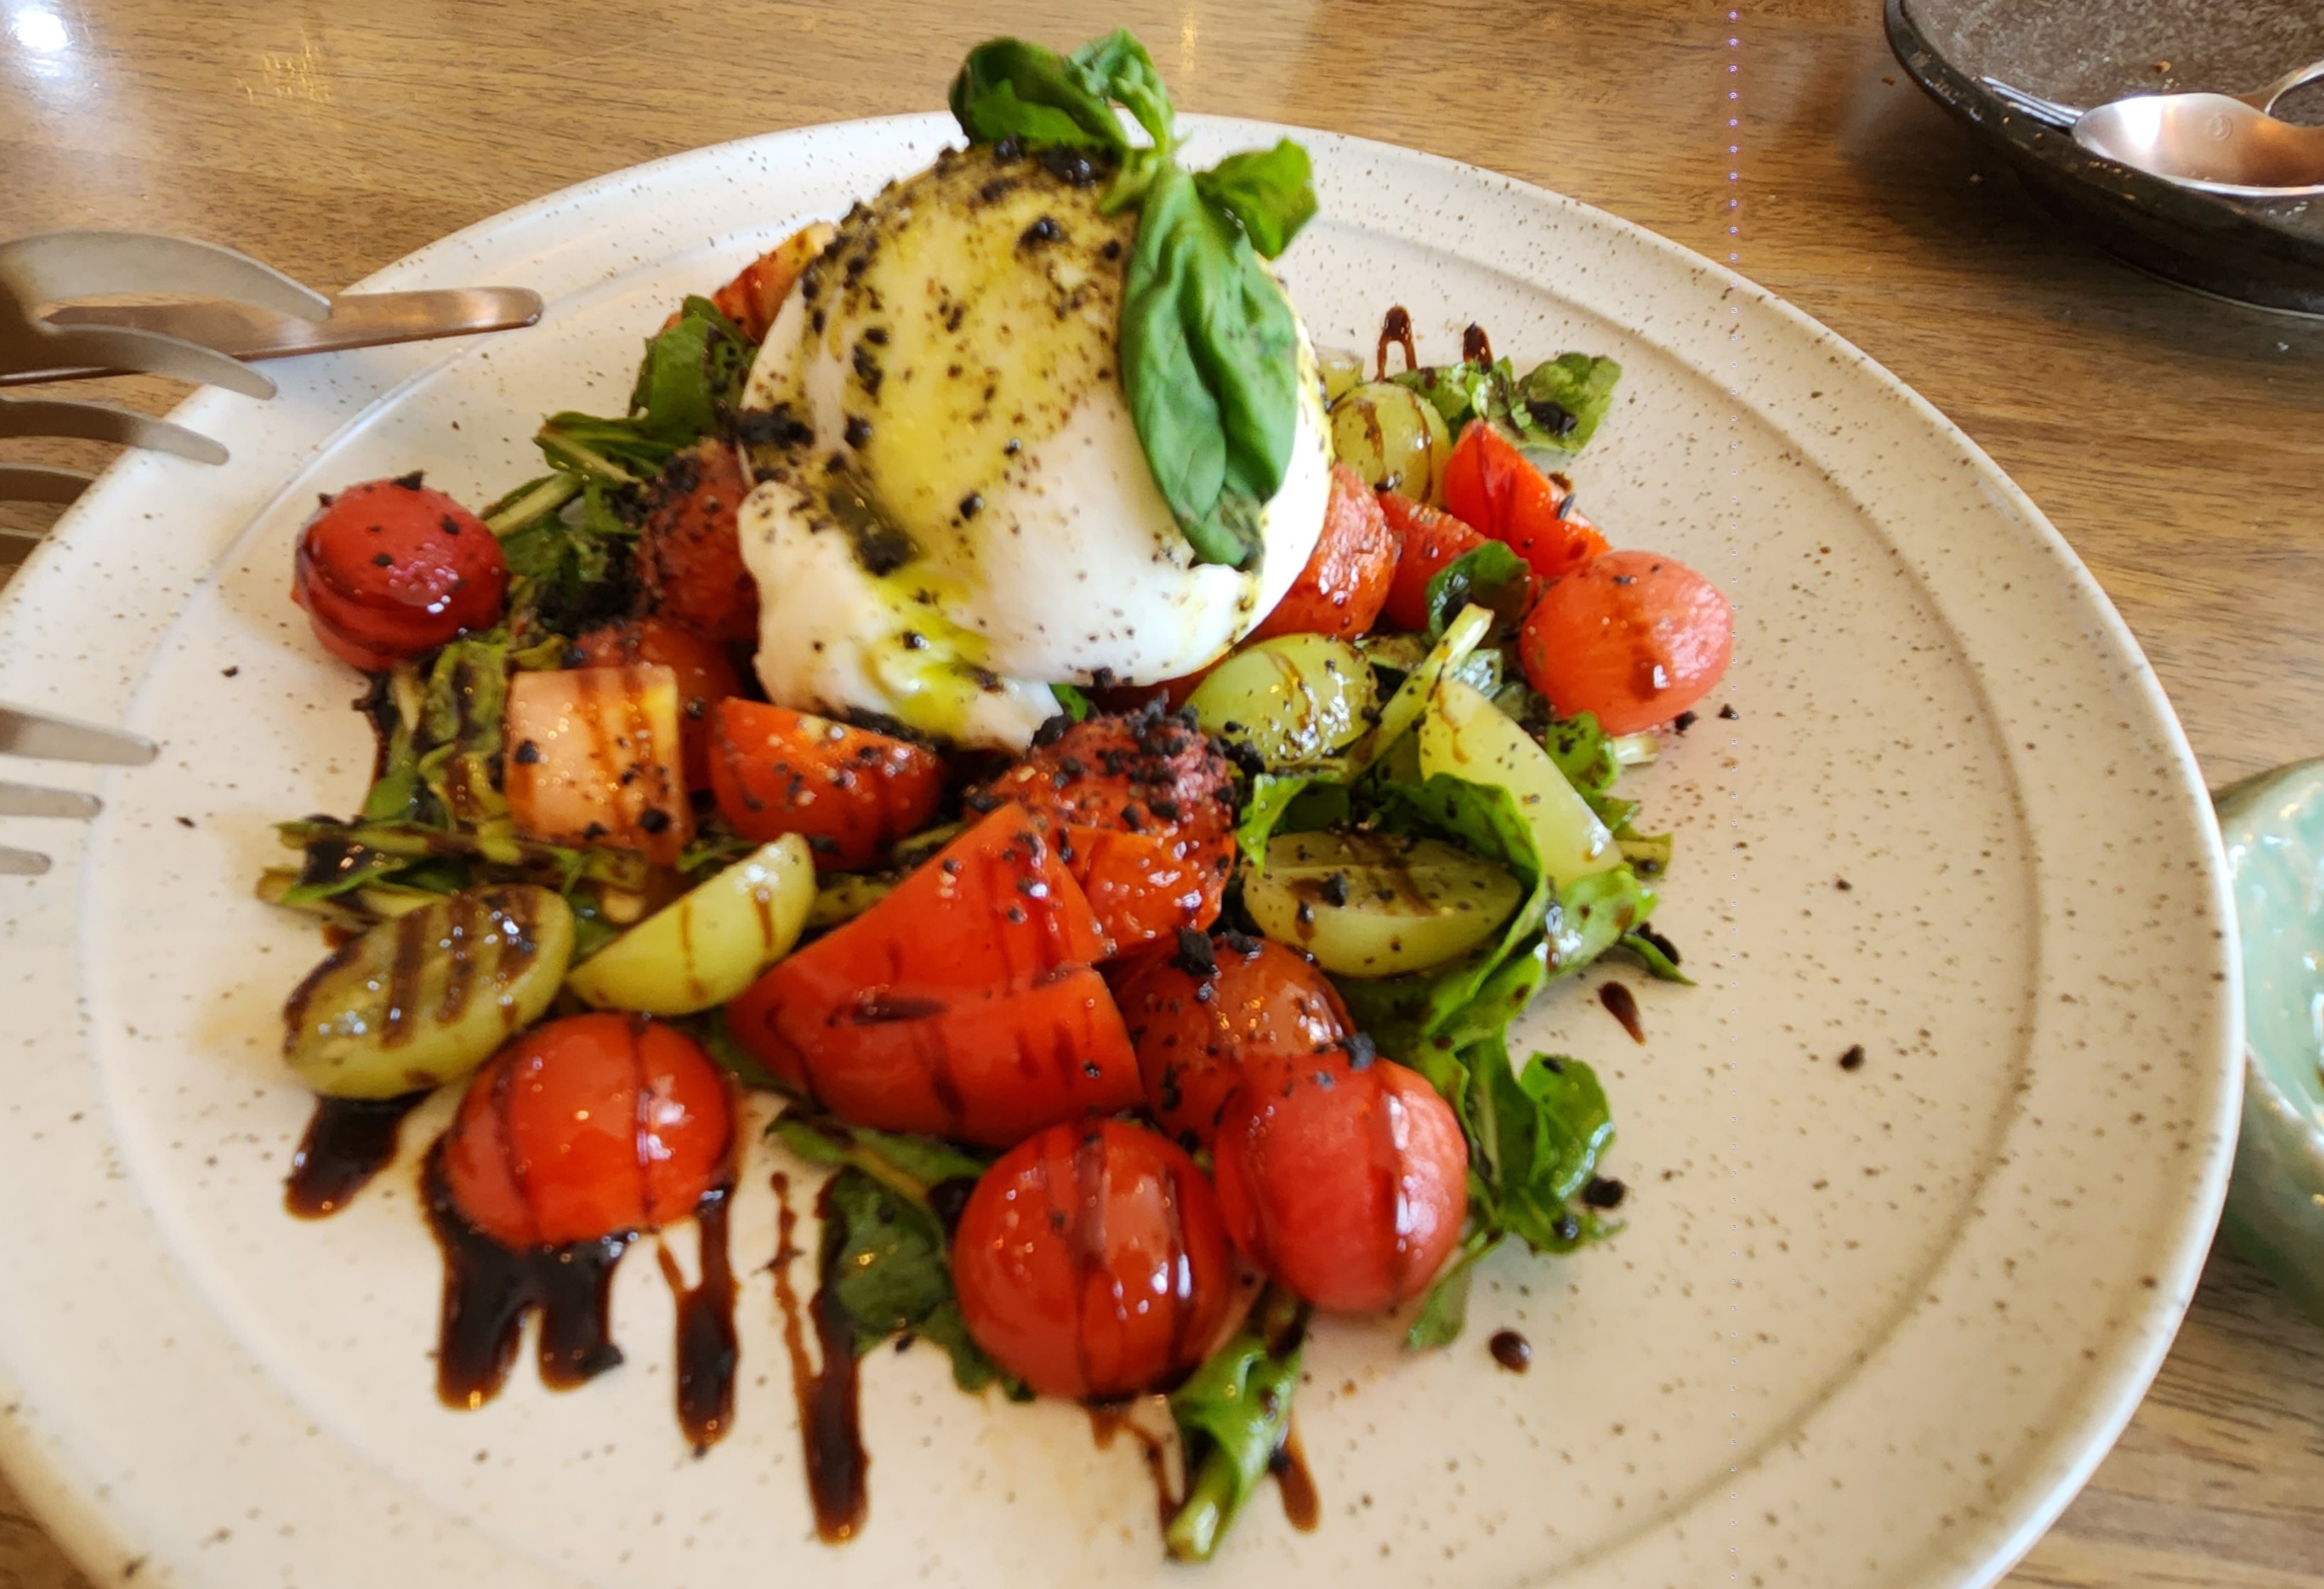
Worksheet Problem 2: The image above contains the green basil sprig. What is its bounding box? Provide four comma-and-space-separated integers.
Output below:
949, 31, 1319, 570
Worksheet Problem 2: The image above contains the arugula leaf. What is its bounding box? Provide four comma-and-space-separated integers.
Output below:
533, 297, 750, 487
816, 1166, 1006, 1393
1166, 1285, 1308, 1561
1404, 1228, 1498, 1349
949, 37, 1129, 150
1619, 925, 1691, 983
1121, 163, 1305, 569
690, 1006, 789, 1094
1517, 354, 1622, 456
414, 636, 510, 827
1424, 541, 1530, 640
1049, 681, 1094, 723
1193, 141, 1316, 260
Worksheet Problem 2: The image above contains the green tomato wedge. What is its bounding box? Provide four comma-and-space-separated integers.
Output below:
567, 835, 815, 1015
282, 886, 574, 1100
1419, 676, 1621, 887
1245, 830, 1523, 978
1187, 634, 1375, 770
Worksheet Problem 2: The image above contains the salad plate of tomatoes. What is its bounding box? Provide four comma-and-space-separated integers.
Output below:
0, 38, 2237, 1589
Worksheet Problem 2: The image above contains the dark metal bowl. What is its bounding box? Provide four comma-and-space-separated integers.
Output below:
1887, 0, 2324, 313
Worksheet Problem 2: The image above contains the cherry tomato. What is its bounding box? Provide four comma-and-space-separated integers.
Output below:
1518, 548, 1733, 734
724, 802, 1143, 1145
706, 223, 831, 344
291, 475, 507, 670
1248, 464, 1399, 642
977, 709, 1237, 956
572, 617, 741, 791
952, 1120, 1237, 1399
1210, 1053, 1467, 1312
1376, 491, 1491, 633
442, 1013, 734, 1249
638, 440, 759, 647
707, 698, 947, 871
1441, 422, 1609, 582
1115, 935, 1352, 1149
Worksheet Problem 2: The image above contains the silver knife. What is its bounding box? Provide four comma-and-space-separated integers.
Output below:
1, 287, 543, 386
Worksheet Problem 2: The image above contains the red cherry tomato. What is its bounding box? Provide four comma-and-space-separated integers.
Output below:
1518, 548, 1734, 734
1210, 1055, 1468, 1312
1115, 935, 1351, 1149
1248, 464, 1399, 642
639, 440, 759, 647
1376, 491, 1491, 633
292, 475, 507, 670
724, 803, 1142, 1145
572, 616, 741, 791
1441, 422, 1609, 582
976, 711, 1237, 955
442, 1013, 734, 1249
951, 1120, 1237, 1399
706, 698, 947, 871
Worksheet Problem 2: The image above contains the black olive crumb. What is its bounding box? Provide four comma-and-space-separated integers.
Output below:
1582, 1176, 1627, 1209
1718, 703, 1739, 720
1673, 710, 1697, 733
1839, 1044, 1866, 1070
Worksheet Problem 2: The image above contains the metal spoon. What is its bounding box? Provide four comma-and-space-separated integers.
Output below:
1981, 54, 2324, 197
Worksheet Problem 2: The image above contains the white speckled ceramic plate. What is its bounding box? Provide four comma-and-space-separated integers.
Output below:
0, 115, 2239, 1589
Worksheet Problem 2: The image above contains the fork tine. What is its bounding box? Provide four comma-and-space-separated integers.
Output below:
0, 781, 100, 819
0, 464, 94, 506
5, 314, 277, 398
0, 847, 51, 877
0, 232, 329, 321
0, 394, 228, 464
0, 704, 157, 765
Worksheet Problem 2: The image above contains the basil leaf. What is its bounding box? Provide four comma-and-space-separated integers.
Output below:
1121, 163, 1304, 569
949, 37, 1127, 150
1066, 28, 1174, 149
1166, 1286, 1308, 1561
1424, 541, 1530, 640
1193, 140, 1317, 260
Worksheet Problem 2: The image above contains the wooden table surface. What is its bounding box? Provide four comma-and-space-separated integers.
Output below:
5, 1, 2323, 1583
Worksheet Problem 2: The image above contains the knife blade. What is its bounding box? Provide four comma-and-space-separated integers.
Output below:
1, 287, 543, 386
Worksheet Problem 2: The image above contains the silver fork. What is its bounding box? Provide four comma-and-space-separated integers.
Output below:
1, 230, 542, 874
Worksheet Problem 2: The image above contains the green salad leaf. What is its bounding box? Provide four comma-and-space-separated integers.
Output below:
1423, 541, 1531, 642
1518, 352, 1624, 455
1165, 1285, 1308, 1561
1392, 349, 1623, 468
771, 1113, 1011, 1395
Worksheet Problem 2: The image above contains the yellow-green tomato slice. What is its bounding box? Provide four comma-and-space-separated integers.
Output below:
282, 885, 574, 1100
566, 834, 814, 1015
1419, 676, 1621, 887
1187, 634, 1375, 770
1245, 831, 1523, 978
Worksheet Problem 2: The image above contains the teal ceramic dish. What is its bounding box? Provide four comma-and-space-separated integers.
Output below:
2218, 760, 2324, 1324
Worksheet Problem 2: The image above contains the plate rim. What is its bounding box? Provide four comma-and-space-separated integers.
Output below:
0, 110, 2241, 1589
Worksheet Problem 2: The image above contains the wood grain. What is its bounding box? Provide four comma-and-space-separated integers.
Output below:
5, 1, 2322, 1585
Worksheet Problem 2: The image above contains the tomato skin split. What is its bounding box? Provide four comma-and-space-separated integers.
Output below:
442, 1013, 733, 1249
1210, 1054, 1468, 1312
1441, 422, 1609, 582
707, 699, 946, 871
724, 803, 1141, 1145
292, 477, 507, 669
952, 1120, 1237, 1399
1518, 548, 1734, 734
1115, 936, 1352, 1149
1248, 464, 1399, 642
